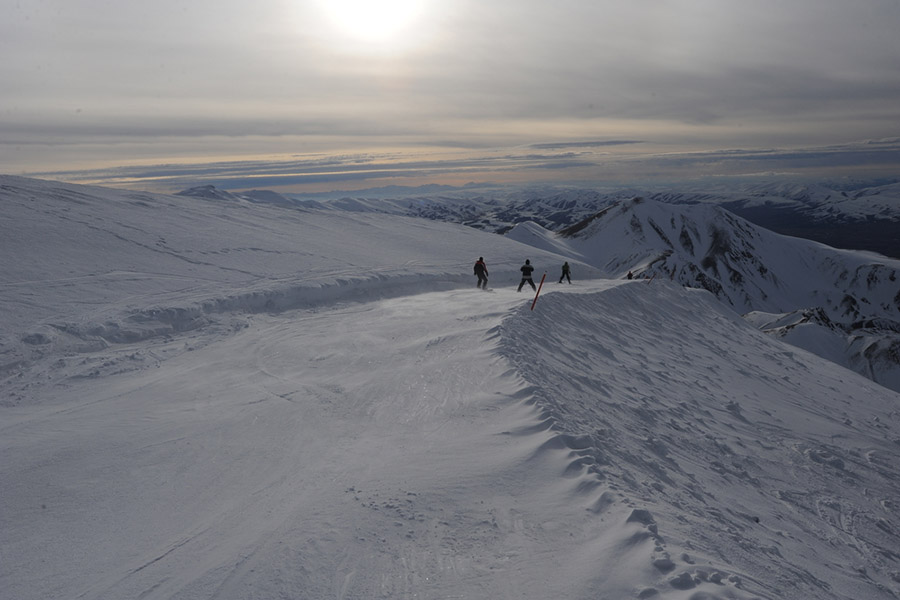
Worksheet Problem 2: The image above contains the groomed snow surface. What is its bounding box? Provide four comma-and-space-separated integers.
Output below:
2, 176, 900, 600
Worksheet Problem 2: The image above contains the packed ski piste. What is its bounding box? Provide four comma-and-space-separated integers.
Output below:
2, 176, 899, 600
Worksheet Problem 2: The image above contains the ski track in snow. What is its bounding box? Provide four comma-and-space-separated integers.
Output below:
0, 284, 661, 600
500, 281, 900, 600
2, 177, 900, 600
4, 281, 899, 599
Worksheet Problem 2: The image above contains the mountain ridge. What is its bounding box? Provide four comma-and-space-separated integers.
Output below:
2, 175, 899, 599
507, 197, 900, 392
179, 180, 900, 258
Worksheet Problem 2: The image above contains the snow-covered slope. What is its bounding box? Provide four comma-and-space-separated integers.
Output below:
1, 175, 596, 383
500, 280, 900, 600
270, 180, 900, 257
2, 176, 899, 600
506, 197, 900, 393
700, 180, 900, 223
527, 197, 898, 318
181, 183, 634, 234
657, 181, 900, 260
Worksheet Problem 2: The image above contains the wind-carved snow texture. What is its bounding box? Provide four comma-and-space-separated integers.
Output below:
178, 181, 900, 391
509, 197, 900, 393
498, 281, 900, 599
2, 175, 900, 600
0, 175, 604, 394
282, 181, 900, 391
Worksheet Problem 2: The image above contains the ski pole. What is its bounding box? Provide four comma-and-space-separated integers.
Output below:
531, 272, 547, 311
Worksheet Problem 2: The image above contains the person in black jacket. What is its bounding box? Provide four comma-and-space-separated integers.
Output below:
558, 261, 571, 284
474, 257, 489, 289
517, 259, 536, 292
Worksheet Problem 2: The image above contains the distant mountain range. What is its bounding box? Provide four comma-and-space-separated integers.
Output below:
504, 197, 900, 393
6, 175, 900, 600
179, 180, 900, 258
651, 181, 900, 260
179, 181, 900, 392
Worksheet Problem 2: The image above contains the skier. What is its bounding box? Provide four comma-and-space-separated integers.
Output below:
474, 256, 489, 289
627, 270, 634, 280
558, 261, 571, 284
517, 259, 536, 292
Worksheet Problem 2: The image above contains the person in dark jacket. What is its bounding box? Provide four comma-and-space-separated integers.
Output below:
517, 259, 536, 292
558, 261, 571, 284
474, 257, 489, 289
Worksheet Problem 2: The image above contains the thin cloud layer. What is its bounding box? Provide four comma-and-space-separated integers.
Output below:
30, 139, 900, 193
2, 0, 899, 190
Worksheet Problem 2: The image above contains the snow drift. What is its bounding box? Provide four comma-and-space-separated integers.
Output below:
0, 175, 599, 388
506, 197, 900, 393
1, 176, 899, 600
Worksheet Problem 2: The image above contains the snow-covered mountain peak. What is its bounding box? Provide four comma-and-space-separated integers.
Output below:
176, 184, 298, 207
584, 196, 896, 314
507, 196, 900, 392
284, 180, 899, 258
175, 184, 245, 202
2, 176, 899, 600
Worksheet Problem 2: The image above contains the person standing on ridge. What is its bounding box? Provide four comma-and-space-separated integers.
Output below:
558, 261, 571, 284
517, 259, 536, 292
474, 256, 489, 289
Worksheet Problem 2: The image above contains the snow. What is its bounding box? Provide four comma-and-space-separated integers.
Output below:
645, 180, 900, 224
505, 198, 900, 393
2, 176, 900, 599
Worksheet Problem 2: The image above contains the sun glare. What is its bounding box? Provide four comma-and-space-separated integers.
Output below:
318, 0, 426, 44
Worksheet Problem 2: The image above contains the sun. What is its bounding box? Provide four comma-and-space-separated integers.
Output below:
318, 0, 426, 44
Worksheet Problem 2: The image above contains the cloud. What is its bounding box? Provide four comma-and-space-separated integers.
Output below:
30, 148, 600, 191
529, 141, 644, 150
25, 139, 899, 193
2, 0, 899, 185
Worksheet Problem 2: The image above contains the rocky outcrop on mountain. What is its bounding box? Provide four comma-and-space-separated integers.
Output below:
285, 181, 899, 258
509, 197, 900, 392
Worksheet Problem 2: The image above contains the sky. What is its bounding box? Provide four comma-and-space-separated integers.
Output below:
3, 0, 900, 193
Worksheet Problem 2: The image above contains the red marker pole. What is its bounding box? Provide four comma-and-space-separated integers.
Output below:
530, 272, 547, 311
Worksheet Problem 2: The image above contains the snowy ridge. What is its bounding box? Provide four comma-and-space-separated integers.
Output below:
5, 272, 485, 387
1, 175, 600, 388
499, 281, 900, 599
507, 197, 900, 392
700, 180, 900, 223
286, 180, 900, 228
266, 180, 900, 257
179, 181, 900, 262
2, 176, 900, 599
546, 197, 899, 317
